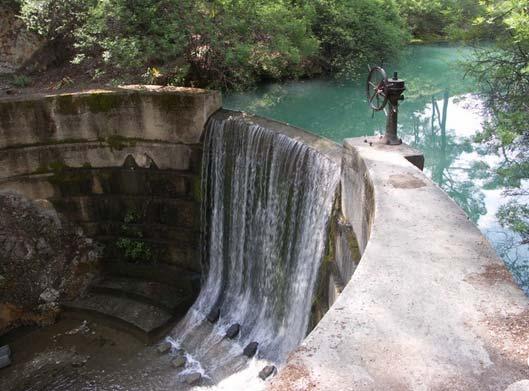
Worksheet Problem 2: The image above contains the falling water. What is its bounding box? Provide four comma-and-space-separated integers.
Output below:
170, 116, 340, 383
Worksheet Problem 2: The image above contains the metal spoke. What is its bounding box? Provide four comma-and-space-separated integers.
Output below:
366, 66, 389, 112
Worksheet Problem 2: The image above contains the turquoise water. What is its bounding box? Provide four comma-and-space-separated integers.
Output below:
224, 44, 529, 293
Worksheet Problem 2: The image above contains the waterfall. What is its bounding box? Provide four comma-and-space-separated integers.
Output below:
171, 116, 340, 381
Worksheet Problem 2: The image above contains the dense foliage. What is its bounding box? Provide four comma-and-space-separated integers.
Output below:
313, 0, 407, 78
16, 0, 407, 89
397, 0, 488, 40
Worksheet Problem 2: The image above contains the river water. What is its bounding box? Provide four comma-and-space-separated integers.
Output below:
225, 44, 529, 294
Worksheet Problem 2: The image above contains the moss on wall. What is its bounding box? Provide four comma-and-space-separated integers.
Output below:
308, 190, 341, 332
44, 92, 128, 116
54, 95, 79, 115
103, 135, 137, 151
85, 93, 124, 113
192, 176, 202, 203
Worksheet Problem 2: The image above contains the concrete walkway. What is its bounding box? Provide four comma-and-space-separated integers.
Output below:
270, 137, 529, 391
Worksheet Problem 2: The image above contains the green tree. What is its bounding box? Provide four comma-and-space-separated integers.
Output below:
20, 0, 93, 44
17, 0, 410, 89
183, 0, 319, 89
398, 0, 487, 41
313, 0, 408, 78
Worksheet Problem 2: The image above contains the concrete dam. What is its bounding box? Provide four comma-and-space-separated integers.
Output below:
0, 86, 528, 390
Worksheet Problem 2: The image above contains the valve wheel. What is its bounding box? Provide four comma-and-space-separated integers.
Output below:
366, 66, 389, 111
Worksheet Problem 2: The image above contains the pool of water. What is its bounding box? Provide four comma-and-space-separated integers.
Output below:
224, 44, 529, 294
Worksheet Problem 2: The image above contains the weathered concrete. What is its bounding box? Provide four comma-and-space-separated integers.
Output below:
0, 86, 221, 146
270, 136, 529, 390
0, 86, 219, 273
0, 87, 218, 343
62, 293, 175, 343
0, 141, 199, 178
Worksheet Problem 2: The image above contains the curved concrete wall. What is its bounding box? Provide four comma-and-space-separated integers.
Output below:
0, 86, 221, 274
271, 137, 529, 390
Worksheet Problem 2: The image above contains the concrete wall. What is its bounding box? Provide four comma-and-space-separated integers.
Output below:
0, 86, 221, 273
270, 137, 529, 391
0, 86, 220, 146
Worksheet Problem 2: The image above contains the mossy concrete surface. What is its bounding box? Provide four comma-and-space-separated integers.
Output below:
0, 142, 198, 178
0, 86, 213, 273
0, 85, 221, 147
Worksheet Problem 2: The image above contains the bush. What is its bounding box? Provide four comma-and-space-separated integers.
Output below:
17, 0, 410, 89
11, 74, 31, 87
313, 0, 408, 78
115, 210, 154, 263
20, 0, 92, 43
397, 0, 488, 41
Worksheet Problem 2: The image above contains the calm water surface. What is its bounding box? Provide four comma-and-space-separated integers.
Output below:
224, 44, 529, 293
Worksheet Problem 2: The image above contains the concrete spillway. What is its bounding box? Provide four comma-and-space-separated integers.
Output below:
169, 115, 339, 382
1, 88, 528, 390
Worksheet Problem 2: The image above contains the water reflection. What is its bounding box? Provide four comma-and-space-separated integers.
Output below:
402, 92, 485, 224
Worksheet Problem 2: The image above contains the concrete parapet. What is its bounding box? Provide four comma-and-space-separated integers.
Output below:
0, 86, 221, 147
271, 137, 529, 390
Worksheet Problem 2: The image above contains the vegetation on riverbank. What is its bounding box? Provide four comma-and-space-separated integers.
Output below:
7, 0, 409, 90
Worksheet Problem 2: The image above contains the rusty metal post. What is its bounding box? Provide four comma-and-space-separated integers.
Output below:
380, 72, 405, 145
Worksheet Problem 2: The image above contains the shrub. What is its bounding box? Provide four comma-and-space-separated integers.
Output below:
313, 0, 409, 78
17, 0, 410, 89
11, 74, 32, 87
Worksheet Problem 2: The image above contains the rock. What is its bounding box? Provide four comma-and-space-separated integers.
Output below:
39, 288, 59, 303
243, 341, 258, 358
0, 344, 12, 369
225, 323, 240, 339
36, 237, 52, 256
258, 365, 277, 380
206, 307, 220, 323
171, 354, 186, 368
0, 191, 101, 334
0, 345, 11, 357
0, 274, 5, 288
0, 8, 44, 73
0, 354, 11, 369
182, 372, 201, 385
157, 341, 172, 354
71, 354, 89, 368
33, 199, 54, 210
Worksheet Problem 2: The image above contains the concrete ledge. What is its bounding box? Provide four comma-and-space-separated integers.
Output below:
0, 86, 221, 147
211, 109, 343, 166
271, 138, 529, 390
0, 141, 199, 178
